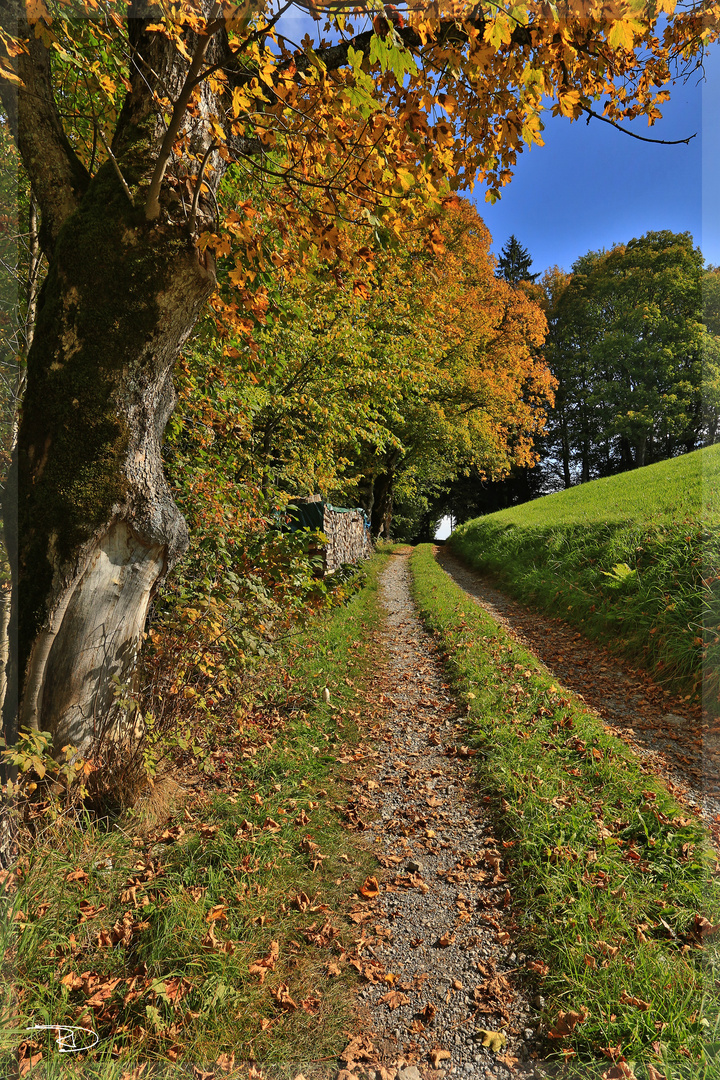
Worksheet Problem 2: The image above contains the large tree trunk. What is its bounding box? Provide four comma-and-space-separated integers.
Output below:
0, 1, 236, 756
3, 163, 214, 752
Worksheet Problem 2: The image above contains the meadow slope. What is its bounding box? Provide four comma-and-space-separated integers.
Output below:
450, 446, 720, 710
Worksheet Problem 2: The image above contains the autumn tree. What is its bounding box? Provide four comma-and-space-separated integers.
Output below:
1, 0, 718, 756
186, 197, 551, 538
354, 200, 552, 538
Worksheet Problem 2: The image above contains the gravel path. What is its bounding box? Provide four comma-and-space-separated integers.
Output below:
344, 553, 542, 1080
434, 546, 720, 850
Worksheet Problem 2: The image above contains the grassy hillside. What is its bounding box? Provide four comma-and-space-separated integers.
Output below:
450, 445, 720, 710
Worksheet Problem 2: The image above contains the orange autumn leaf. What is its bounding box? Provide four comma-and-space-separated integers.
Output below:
248, 940, 280, 983
271, 983, 298, 1010
548, 1007, 590, 1038
618, 991, 651, 1011
379, 990, 410, 1009
205, 905, 228, 923
359, 876, 380, 898
429, 1049, 451, 1067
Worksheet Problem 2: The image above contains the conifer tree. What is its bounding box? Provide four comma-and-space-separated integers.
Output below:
497, 235, 540, 284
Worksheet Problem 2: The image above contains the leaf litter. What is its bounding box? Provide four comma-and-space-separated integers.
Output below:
340, 551, 540, 1077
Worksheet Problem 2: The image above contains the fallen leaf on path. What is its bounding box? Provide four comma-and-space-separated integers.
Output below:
476, 1028, 507, 1051
340, 1034, 378, 1064
85, 977, 122, 1008
302, 919, 337, 946
65, 869, 89, 884
78, 900, 105, 922
360, 876, 380, 898
379, 990, 410, 1009
60, 971, 84, 990
436, 932, 455, 947
429, 1049, 451, 1066
271, 983, 298, 1010
248, 940, 279, 983
619, 991, 650, 1011
548, 1007, 589, 1038
419, 1002, 436, 1024
119, 1065, 147, 1080
205, 905, 228, 923
602, 1061, 637, 1079
596, 941, 620, 958
201, 924, 235, 955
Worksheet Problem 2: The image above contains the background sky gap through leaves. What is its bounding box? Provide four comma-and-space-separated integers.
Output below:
277, 7, 719, 273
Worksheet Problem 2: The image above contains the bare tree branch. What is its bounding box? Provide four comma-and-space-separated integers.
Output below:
581, 104, 696, 145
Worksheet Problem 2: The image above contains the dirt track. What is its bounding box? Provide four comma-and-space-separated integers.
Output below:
434, 546, 720, 851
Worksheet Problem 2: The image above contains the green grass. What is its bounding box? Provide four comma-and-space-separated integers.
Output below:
450, 445, 720, 711
1, 553, 393, 1078
410, 543, 720, 1080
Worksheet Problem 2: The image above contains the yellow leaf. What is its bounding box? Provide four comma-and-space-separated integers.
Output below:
476, 1029, 507, 1051
607, 19, 635, 51
26, 0, 51, 23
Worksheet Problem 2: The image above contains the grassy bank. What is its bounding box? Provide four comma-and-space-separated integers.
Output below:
410, 543, 720, 1079
1, 552, 394, 1079
449, 445, 720, 710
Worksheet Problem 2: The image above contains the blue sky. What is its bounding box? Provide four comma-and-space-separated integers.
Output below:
475, 47, 719, 277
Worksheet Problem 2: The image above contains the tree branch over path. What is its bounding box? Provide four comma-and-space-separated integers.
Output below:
581, 104, 696, 145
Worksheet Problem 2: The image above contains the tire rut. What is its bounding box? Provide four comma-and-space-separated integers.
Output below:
434, 546, 720, 851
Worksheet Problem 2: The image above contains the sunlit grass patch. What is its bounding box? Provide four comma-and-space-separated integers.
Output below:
411, 543, 720, 1079
449, 445, 720, 711
2, 555, 387, 1077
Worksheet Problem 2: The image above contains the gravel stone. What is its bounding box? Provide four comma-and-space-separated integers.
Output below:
342, 552, 541, 1077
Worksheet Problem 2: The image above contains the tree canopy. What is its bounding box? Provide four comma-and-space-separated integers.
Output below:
539, 231, 710, 486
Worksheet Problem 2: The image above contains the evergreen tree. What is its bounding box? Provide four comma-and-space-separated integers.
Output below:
496, 235, 540, 284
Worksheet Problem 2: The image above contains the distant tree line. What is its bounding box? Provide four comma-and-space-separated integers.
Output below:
406, 229, 720, 538
541, 230, 717, 488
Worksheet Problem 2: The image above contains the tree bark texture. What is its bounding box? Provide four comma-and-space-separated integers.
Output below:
5, 170, 213, 750
0, 1, 237, 753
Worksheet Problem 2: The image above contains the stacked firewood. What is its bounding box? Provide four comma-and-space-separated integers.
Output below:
322, 506, 372, 574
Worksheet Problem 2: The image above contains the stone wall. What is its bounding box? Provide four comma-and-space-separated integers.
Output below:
289, 497, 372, 575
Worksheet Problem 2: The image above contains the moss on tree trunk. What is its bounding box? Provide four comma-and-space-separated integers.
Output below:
3, 161, 214, 750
